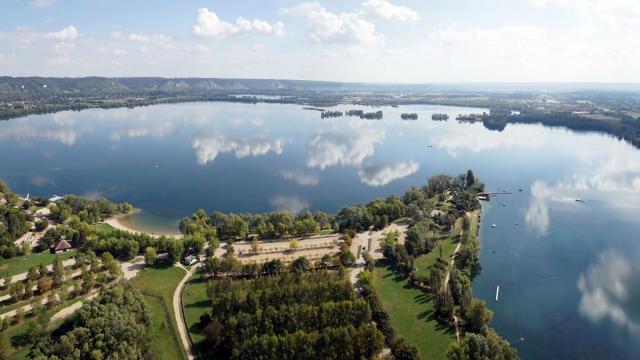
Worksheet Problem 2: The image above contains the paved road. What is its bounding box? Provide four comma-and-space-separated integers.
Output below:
173, 264, 196, 360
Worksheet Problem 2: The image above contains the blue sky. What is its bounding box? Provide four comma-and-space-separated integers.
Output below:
1, 0, 639, 82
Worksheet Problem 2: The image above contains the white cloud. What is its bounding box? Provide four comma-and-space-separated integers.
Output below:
30, 0, 55, 8
306, 130, 385, 170
577, 249, 640, 333
44, 25, 78, 41
362, 0, 419, 22
191, 134, 285, 165
358, 161, 419, 186
281, 170, 319, 187
282, 2, 382, 45
269, 196, 310, 214
193, 8, 284, 38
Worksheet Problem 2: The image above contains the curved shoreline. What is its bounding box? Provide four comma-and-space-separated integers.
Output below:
102, 216, 182, 238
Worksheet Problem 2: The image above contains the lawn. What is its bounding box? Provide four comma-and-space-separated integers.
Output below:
0, 251, 75, 279
131, 264, 187, 360
373, 264, 456, 360
413, 237, 458, 279
181, 272, 211, 356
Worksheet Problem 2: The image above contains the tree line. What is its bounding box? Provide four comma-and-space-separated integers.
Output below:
197, 271, 384, 359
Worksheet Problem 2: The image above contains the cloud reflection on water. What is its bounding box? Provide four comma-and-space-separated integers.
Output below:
306, 130, 385, 170
577, 249, 640, 333
358, 161, 419, 187
191, 134, 285, 165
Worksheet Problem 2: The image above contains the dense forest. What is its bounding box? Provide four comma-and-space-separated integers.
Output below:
29, 283, 154, 359
480, 111, 640, 148
195, 271, 384, 359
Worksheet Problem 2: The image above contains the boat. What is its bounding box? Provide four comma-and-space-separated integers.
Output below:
491, 224, 497, 228
575, 199, 586, 203
495, 285, 500, 301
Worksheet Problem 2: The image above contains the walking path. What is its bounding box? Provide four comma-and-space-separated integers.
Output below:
173, 264, 197, 360
349, 231, 370, 286
1, 258, 77, 287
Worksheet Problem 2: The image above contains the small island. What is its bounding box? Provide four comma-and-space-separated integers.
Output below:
432, 113, 449, 121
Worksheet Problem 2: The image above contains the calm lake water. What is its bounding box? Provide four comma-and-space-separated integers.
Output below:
1, 102, 639, 358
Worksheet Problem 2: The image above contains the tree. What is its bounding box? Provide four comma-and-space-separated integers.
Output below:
262, 259, 284, 275
10, 282, 24, 303
204, 256, 222, 277
292, 256, 311, 274
38, 263, 48, 278
144, 247, 157, 266
466, 299, 493, 334
340, 249, 356, 267
35, 219, 48, 232
167, 238, 184, 264
103, 252, 122, 279
27, 267, 40, 282
220, 256, 240, 275
52, 255, 64, 288
251, 237, 260, 254
37, 276, 52, 295
220, 215, 249, 241
29, 284, 153, 359
390, 337, 422, 360
466, 170, 475, 189
21, 241, 31, 256
80, 270, 95, 294
289, 239, 300, 253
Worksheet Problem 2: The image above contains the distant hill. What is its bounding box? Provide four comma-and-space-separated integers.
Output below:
0, 77, 368, 100
3, 76, 639, 100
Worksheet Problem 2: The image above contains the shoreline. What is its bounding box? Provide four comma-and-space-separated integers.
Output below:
102, 214, 182, 238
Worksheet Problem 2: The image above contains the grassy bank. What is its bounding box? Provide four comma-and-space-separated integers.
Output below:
373, 263, 456, 360
131, 264, 187, 360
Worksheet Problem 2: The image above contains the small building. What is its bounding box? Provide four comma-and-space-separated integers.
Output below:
51, 238, 73, 254
182, 255, 198, 266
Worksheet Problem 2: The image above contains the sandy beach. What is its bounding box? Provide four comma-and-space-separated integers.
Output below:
102, 216, 182, 238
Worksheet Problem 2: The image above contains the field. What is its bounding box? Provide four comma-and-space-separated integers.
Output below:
131, 264, 187, 360
373, 263, 456, 360
413, 237, 457, 279
181, 272, 210, 355
0, 251, 75, 279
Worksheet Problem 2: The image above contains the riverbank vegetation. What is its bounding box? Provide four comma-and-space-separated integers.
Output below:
358, 171, 518, 360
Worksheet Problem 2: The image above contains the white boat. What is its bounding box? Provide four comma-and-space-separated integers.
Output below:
491, 224, 497, 228
495, 285, 500, 301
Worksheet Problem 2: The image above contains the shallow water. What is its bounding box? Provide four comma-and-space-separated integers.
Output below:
0, 102, 639, 358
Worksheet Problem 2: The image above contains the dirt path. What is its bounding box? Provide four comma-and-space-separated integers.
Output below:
349, 231, 370, 286
2, 258, 76, 287
50, 292, 98, 323
173, 264, 196, 360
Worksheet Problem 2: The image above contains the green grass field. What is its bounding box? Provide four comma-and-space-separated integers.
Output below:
413, 237, 457, 279
0, 251, 75, 279
373, 264, 456, 360
181, 272, 209, 348
131, 265, 187, 360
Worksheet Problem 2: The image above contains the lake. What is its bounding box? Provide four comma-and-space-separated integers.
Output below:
0, 102, 639, 359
